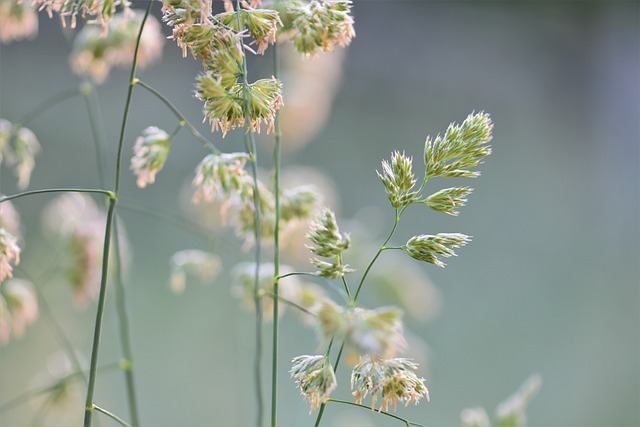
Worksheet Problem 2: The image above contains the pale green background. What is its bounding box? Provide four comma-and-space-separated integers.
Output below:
0, 1, 638, 426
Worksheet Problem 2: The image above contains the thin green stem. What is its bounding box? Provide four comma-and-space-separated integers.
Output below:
84, 3, 152, 425
135, 79, 219, 153
83, 198, 117, 427
353, 208, 401, 301
113, 220, 140, 426
93, 404, 132, 427
271, 38, 282, 427
276, 272, 318, 280
324, 399, 426, 427
168, 123, 183, 140
339, 254, 352, 302
12, 86, 80, 126
235, 2, 265, 425
0, 188, 114, 204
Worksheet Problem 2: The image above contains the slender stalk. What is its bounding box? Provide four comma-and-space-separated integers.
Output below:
12, 86, 80, 127
276, 272, 318, 280
114, 1, 152, 196
271, 39, 282, 427
324, 399, 426, 427
235, 2, 264, 424
93, 404, 132, 427
87, 75, 149, 426
83, 197, 117, 427
353, 208, 401, 301
134, 80, 219, 153
113, 220, 140, 426
84, 3, 153, 425
0, 188, 114, 204
339, 254, 352, 302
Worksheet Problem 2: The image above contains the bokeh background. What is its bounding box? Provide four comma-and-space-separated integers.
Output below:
1, 1, 638, 426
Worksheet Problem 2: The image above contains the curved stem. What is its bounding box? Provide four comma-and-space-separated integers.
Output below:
0, 188, 114, 204
276, 272, 318, 280
339, 254, 352, 302
134, 80, 219, 153
235, 2, 264, 424
93, 404, 132, 427
324, 399, 426, 427
353, 208, 400, 301
12, 86, 81, 127
84, 3, 153, 425
83, 198, 117, 427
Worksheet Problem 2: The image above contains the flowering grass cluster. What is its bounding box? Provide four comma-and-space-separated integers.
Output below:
0, 2, 542, 427
351, 357, 429, 412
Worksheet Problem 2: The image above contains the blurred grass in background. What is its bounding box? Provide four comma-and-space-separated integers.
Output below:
0, 1, 638, 426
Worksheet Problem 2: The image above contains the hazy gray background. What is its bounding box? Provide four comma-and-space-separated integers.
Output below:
1, 1, 638, 426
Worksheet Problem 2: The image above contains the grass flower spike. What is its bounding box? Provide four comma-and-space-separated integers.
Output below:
424, 112, 493, 179
0, 198, 22, 240
33, 0, 130, 31
192, 152, 250, 203
377, 150, 419, 208
196, 75, 284, 136
0, 0, 38, 44
283, 0, 355, 56
216, 6, 282, 54
131, 126, 172, 188
425, 186, 473, 216
290, 355, 337, 413
351, 356, 429, 412
307, 208, 353, 278
0, 228, 20, 282
403, 233, 471, 268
